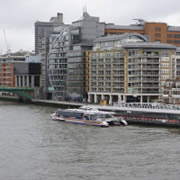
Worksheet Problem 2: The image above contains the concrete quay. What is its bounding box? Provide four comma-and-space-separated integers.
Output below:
0, 95, 84, 107
32, 98, 84, 108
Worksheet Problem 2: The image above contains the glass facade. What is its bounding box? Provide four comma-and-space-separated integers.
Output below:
47, 12, 104, 100
48, 26, 69, 97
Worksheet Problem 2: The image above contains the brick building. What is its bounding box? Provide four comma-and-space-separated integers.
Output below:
105, 19, 180, 47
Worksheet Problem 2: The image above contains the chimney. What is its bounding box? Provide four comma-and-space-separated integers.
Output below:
57, 12, 63, 23
49, 13, 63, 24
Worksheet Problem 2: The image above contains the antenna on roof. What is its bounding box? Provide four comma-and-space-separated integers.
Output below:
82, 0, 87, 14
83, 5, 87, 13
133, 19, 146, 25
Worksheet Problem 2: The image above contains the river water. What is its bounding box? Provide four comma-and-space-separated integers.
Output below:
0, 101, 180, 180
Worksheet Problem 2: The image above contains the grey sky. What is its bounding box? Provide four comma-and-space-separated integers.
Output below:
0, 0, 180, 54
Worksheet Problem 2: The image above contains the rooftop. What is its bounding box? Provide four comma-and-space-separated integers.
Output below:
94, 33, 148, 43
122, 42, 176, 49
105, 24, 144, 30
0, 50, 34, 58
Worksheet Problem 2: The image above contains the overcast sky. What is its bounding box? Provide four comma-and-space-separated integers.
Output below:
0, 0, 180, 54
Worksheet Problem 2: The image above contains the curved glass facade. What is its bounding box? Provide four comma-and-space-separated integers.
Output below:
48, 26, 69, 98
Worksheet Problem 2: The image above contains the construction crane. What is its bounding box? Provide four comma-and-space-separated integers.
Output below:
2, 28, 11, 55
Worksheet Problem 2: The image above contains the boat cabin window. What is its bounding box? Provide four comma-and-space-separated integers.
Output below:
88, 113, 115, 120
98, 114, 114, 118
84, 115, 90, 120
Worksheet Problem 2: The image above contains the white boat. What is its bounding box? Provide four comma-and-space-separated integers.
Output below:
67, 105, 114, 116
51, 108, 109, 127
69, 105, 127, 126
51, 106, 128, 127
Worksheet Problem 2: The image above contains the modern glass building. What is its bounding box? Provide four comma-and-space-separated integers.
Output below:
48, 12, 104, 100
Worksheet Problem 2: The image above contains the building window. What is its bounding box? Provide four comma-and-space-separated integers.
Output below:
167, 34, 173, 38
155, 33, 161, 37
167, 40, 173, 43
174, 34, 180, 38
161, 50, 169, 57
115, 52, 121, 57
155, 27, 161, 31
106, 52, 113, 57
128, 49, 138, 57
174, 40, 180, 44
17, 76, 19, 86
34, 76, 40, 87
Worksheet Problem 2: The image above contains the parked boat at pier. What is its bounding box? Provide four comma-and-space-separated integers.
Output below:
51, 107, 128, 127
71, 105, 127, 126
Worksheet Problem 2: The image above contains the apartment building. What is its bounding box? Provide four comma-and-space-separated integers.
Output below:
105, 19, 180, 47
88, 33, 176, 104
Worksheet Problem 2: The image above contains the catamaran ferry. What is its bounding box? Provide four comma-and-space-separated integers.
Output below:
51, 107, 127, 127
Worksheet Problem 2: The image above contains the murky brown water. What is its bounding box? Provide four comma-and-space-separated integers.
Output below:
0, 101, 180, 180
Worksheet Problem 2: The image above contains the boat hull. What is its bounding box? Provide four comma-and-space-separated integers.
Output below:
51, 113, 109, 127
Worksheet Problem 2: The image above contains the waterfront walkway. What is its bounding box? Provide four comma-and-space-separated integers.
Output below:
32, 98, 84, 107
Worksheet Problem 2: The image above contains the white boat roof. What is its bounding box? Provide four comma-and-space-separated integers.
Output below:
80, 105, 115, 114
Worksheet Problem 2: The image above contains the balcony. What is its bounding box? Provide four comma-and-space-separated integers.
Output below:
113, 78, 124, 82
142, 89, 160, 94
113, 59, 124, 64
142, 78, 159, 82
142, 52, 160, 57
112, 88, 124, 93
142, 66, 159, 70
141, 73, 159, 76
141, 60, 160, 64
113, 66, 124, 70
105, 89, 111, 92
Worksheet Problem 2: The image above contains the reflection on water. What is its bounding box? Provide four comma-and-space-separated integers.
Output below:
0, 101, 180, 180
168, 128, 180, 134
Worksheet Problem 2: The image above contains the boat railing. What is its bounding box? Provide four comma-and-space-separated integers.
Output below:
113, 102, 180, 111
